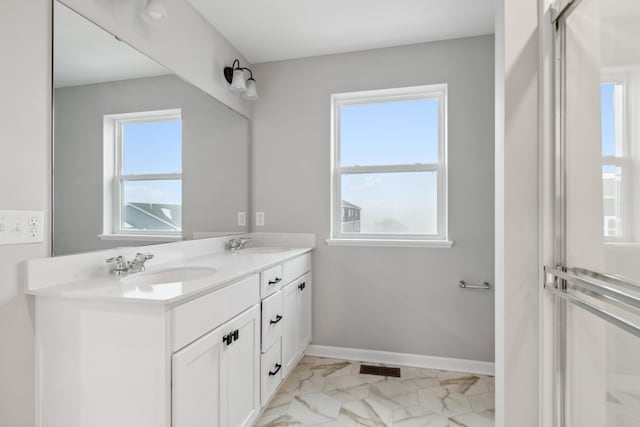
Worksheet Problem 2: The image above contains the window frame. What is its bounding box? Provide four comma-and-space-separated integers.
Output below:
329, 84, 450, 246
601, 73, 631, 242
105, 109, 183, 238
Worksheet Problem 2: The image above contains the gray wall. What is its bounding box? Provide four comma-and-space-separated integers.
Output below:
252, 35, 495, 362
0, 1, 51, 426
54, 74, 249, 255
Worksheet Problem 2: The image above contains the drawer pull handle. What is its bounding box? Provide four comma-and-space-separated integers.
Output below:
268, 277, 282, 285
270, 315, 283, 325
269, 363, 282, 376
298, 282, 306, 291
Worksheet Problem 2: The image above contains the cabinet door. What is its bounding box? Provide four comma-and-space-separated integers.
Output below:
172, 325, 225, 427
221, 305, 260, 427
281, 281, 299, 377
297, 273, 312, 352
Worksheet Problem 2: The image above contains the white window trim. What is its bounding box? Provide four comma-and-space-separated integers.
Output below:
328, 84, 451, 247
601, 72, 631, 242
102, 108, 183, 238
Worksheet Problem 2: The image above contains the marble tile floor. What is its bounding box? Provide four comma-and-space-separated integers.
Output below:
255, 356, 495, 427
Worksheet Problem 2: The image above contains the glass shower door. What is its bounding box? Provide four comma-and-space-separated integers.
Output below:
548, 0, 640, 426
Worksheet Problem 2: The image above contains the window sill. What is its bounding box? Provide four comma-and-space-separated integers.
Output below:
98, 234, 183, 242
604, 241, 640, 248
325, 238, 454, 248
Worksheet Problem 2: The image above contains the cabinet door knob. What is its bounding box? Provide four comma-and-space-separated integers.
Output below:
298, 282, 306, 290
268, 363, 282, 376
270, 315, 283, 325
268, 277, 282, 285
233, 329, 239, 341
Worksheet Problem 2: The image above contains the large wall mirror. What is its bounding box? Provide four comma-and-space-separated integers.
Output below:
53, 1, 250, 256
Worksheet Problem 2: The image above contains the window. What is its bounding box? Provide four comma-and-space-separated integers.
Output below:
103, 109, 182, 238
600, 79, 627, 240
329, 85, 449, 246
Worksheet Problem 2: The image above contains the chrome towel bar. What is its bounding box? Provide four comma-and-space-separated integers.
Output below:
544, 266, 640, 338
545, 266, 640, 311
459, 281, 491, 290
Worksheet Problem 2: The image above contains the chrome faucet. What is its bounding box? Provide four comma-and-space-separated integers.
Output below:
128, 252, 154, 273
226, 237, 252, 253
106, 252, 154, 276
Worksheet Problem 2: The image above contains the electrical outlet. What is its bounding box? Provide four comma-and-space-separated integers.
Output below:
237, 211, 246, 226
0, 210, 44, 245
256, 211, 265, 227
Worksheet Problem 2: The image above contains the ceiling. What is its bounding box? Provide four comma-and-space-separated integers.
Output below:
186, 0, 495, 64
54, 2, 169, 88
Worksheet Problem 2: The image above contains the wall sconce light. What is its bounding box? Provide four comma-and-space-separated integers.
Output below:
141, 0, 167, 23
224, 59, 258, 101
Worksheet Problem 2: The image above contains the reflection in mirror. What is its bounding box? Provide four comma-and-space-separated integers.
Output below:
561, 2, 640, 425
53, 1, 249, 256
596, 0, 640, 281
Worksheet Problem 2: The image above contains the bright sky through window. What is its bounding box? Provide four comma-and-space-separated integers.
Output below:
600, 81, 624, 239
332, 86, 446, 240
601, 83, 617, 157
122, 120, 182, 205
340, 99, 439, 166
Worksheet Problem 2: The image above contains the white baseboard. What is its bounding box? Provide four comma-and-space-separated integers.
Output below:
305, 344, 495, 376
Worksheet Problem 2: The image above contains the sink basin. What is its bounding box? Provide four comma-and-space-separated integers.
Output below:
121, 266, 217, 286
241, 247, 288, 254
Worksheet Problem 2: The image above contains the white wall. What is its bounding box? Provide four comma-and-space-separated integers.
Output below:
252, 36, 495, 362
58, 0, 252, 118
0, 1, 51, 426
495, 0, 540, 426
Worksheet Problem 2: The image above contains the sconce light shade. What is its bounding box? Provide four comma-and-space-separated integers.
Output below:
224, 60, 258, 100
230, 69, 247, 92
142, 0, 167, 23
243, 78, 258, 100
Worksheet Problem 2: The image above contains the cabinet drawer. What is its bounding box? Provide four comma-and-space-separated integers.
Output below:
261, 339, 282, 407
283, 253, 311, 284
261, 291, 283, 352
260, 264, 283, 298
171, 274, 260, 352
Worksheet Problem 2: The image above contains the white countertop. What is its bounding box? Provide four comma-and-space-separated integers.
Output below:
26, 247, 312, 305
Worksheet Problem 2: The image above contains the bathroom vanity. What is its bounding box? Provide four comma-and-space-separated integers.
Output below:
27, 234, 314, 427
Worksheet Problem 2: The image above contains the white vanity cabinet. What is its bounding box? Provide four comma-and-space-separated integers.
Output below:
257, 253, 312, 407
33, 246, 313, 427
37, 275, 262, 427
173, 305, 260, 427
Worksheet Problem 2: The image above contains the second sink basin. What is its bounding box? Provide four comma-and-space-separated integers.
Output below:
121, 266, 218, 286
241, 247, 288, 254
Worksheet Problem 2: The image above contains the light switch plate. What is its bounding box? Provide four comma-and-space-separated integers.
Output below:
237, 211, 246, 226
256, 211, 265, 227
0, 210, 45, 245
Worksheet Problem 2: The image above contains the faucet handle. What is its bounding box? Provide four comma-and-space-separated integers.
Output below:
135, 252, 154, 261
106, 255, 125, 266
106, 255, 128, 275
238, 238, 252, 250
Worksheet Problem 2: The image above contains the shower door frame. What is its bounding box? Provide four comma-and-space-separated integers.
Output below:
541, 2, 584, 427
